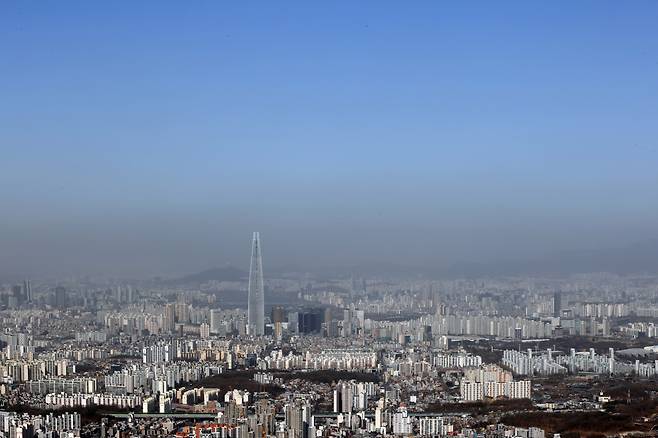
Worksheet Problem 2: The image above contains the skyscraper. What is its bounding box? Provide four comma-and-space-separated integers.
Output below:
553, 291, 562, 318
23, 279, 32, 304
248, 232, 265, 336
54, 286, 68, 309
163, 303, 175, 333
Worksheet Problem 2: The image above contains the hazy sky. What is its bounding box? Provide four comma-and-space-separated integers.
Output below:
2, 2, 658, 277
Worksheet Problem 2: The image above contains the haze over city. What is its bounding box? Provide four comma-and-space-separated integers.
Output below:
3, 2, 658, 278
6, 3, 658, 438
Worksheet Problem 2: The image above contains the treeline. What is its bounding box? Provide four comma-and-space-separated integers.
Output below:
273, 370, 380, 384
501, 411, 638, 436
426, 398, 533, 415
190, 370, 284, 396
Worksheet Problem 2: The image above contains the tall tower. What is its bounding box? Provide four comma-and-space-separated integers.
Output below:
248, 232, 265, 335
553, 291, 562, 318
23, 279, 32, 304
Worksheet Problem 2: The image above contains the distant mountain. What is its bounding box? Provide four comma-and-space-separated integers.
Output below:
271, 240, 658, 279
267, 262, 428, 280
169, 240, 658, 284
169, 266, 247, 284
445, 239, 658, 277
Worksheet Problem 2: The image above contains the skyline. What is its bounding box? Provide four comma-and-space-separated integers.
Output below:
2, 2, 658, 277
4, 4, 658, 436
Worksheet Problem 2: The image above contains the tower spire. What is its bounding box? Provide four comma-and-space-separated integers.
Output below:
248, 232, 265, 336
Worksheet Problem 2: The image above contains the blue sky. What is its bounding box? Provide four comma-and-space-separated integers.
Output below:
2, 2, 658, 276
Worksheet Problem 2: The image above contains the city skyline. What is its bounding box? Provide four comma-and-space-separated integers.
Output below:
4, 2, 658, 437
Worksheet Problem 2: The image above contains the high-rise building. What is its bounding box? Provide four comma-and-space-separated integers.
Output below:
553, 291, 562, 317
323, 308, 333, 337
200, 323, 210, 339
297, 309, 323, 333
175, 302, 190, 324
247, 232, 265, 336
11, 285, 23, 307
285, 399, 312, 438
163, 303, 176, 333
54, 287, 68, 309
210, 309, 222, 334
271, 305, 286, 324
23, 280, 32, 304
333, 381, 354, 413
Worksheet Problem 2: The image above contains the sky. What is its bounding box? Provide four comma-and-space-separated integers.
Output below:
2, 1, 658, 278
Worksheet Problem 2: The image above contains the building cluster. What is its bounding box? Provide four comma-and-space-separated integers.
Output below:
619, 321, 658, 338
502, 349, 568, 376
433, 352, 483, 369
25, 377, 97, 395
432, 315, 553, 339
5, 240, 658, 437
0, 411, 81, 437
140, 339, 260, 366
0, 358, 73, 383
503, 348, 658, 377
143, 387, 225, 413
332, 380, 380, 413
104, 362, 223, 394
258, 349, 377, 371
460, 365, 531, 402
44, 392, 142, 409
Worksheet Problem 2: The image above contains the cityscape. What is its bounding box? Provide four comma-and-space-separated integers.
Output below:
5, 234, 658, 437
3, 2, 658, 438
